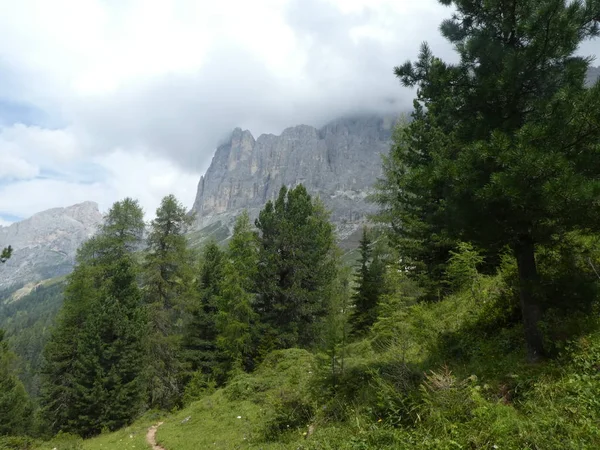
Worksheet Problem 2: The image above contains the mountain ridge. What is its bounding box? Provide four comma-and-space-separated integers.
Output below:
189, 114, 399, 244
0, 201, 103, 293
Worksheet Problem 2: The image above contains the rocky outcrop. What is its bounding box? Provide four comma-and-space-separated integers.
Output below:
190, 115, 397, 241
0, 202, 103, 292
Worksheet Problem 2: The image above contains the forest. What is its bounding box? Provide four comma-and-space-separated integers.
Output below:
2, 0, 600, 448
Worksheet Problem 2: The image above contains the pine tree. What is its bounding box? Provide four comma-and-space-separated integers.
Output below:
350, 227, 386, 335
383, 0, 600, 360
0, 246, 12, 263
182, 241, 224, 382
215, 211, 259, 374
255, 185, 337, 350
143, 194, 194, 409
373, 117, 456, 300
41, 198, 148, 436
321, 263, 352, 392
0, 329, 33, 436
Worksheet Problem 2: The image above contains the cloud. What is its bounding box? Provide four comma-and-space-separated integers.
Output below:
0, 0, 596, 223
0, 149, 198, 221
64, 0, 456, 173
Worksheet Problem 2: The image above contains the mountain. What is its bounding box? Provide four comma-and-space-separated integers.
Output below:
189, 115, 398, 247
586, 66, 600, 87
0, 202, 102, 294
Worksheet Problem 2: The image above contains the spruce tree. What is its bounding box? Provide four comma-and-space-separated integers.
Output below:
41, 198, 147, 436
0, 329, 33, 436
215, 211, 259, 374
143, 194, 193, 409
182, 241, 224, 382
373, 118, 456, 300
255, 185, 337, 350
350, 227, 386, 335
381, 0, 600, 360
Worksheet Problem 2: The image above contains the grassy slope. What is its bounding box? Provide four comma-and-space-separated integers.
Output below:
34, 270, 600, 450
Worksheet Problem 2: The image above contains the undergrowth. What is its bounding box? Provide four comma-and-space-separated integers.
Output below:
22, 248, 600, 449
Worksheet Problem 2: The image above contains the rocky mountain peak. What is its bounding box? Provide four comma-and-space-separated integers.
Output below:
0, 202, 103, 292
189, 114, 398, 245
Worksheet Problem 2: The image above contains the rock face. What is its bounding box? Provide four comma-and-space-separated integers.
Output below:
189, 115, 397, 242
0, 202, 103, 291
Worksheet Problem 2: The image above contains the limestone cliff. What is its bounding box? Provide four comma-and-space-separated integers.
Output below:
189, 115, 397, 243
0, 202, 103, 292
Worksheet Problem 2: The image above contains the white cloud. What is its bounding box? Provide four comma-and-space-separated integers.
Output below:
0, 149, 199, 221
0, 152, 39, 180
0, 0, 596, 223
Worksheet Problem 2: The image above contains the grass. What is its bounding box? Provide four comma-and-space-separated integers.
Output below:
22, 266, 600, 449
80, 415, 161, 450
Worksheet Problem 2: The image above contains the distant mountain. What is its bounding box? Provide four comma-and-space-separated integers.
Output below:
586, 66, 600, 87
189, 115, 398, 248
0, 202, 102, 294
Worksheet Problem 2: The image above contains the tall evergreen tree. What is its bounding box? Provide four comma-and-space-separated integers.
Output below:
350, 227, 386, 335
373, 118, 456, 300
255, 185, 337, 350
182, 241, 224, 381
215, 211, 259, 374
143, 194, 193, 409
0, 329, 33, 436
41, 198, 147, 436
380, 0, 600, 360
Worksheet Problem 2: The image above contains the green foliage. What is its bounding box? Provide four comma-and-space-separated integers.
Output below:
216, 211, 259, 375
445, 242, 484, 296
255, 185, 337, 350
143, 194, 194, 410
378, 0, 600, 359
0, 330, 34, 437
350, 228, 387, 335
40, 198, 148, 437
0, 246, 12, 264
0, 435, 37, 450
0, 281, 64, 396
372, 115, 458, 301
319, 263, 352, 394
181, 371, 216, 405
181, 240, 225, 382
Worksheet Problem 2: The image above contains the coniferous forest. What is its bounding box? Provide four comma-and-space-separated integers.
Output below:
2, 0, 600, 448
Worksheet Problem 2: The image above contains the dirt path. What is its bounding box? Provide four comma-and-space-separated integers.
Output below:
146, 422, 165, 450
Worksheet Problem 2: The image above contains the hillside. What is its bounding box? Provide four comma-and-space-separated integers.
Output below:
23, 266, 600, 450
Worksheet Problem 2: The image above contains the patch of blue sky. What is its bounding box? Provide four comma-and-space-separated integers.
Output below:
0, 98, 49, 127
37, 162, 109, 185
0, 213, 22, 224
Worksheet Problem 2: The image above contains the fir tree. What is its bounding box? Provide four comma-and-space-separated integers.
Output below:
350, 227, 386, 335
182, 241, 224, 382
143, 194, 194, 409
381, 0, 600, 360
41, 198, 147, 436
215, 211, 259, 374
0, 329, 33, 436
255, 185, 337, 350
373, 117, 456, 300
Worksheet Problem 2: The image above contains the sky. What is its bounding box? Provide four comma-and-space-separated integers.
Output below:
0, 0, 598, 225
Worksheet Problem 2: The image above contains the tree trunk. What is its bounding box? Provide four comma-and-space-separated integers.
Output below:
514, 234, 545, 362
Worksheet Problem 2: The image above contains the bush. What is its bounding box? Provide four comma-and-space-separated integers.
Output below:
0, 436, 37, 450
182, 371, 216, 405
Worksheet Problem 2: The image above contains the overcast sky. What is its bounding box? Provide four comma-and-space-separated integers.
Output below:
0, 0, 598, 225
